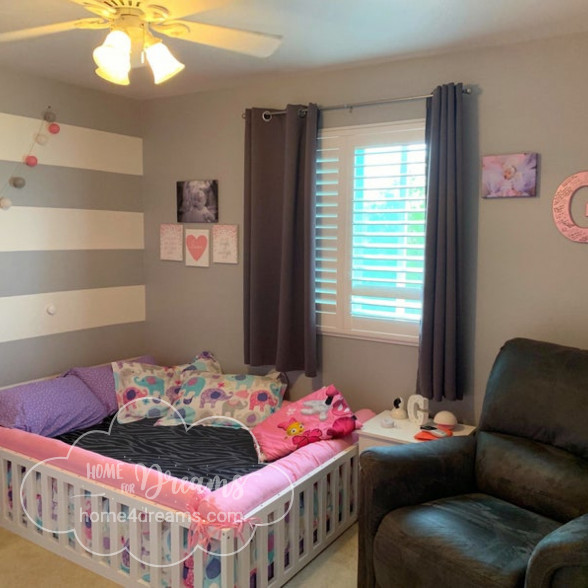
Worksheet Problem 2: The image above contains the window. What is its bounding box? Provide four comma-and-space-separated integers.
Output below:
315, 120, 427, 344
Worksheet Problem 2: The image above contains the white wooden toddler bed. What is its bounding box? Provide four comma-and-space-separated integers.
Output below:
0, 355, 362, 587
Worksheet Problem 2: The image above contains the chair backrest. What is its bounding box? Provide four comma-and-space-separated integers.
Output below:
476, 338, 588, 522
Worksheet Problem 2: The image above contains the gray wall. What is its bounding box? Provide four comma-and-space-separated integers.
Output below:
3, 32, 587, 424
0, 67, 147, 385
142, 31, 588, 424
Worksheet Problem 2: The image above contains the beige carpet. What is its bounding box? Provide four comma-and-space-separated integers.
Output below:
0, 523, 357, 587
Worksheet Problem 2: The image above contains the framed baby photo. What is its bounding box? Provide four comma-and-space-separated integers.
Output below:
481, 153, 538, 198
176, 179, 219, 223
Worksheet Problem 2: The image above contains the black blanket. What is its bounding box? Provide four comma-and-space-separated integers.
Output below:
56, 415, 265, 487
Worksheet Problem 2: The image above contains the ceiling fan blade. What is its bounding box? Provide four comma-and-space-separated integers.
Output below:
0, 18, 108, 43
152, 20, 282, 58
159, 0, 233, 20
67, 0, 232, 20
67, 0, 116, 19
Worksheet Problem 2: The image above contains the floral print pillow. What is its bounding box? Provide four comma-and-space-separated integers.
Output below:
112, 351, 223, 423
188, 351, 222, 374
113, 362, 182, 423
155, 371, 287, 428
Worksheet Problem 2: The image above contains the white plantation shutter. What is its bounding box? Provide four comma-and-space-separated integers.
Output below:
315, 121, 427, 343
316, 134, 342, 328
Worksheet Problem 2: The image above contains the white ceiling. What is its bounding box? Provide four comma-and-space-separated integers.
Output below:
1, 0, 588, 100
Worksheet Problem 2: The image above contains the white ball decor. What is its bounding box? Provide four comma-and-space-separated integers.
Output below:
433, 410, 458, 430
0, 197, 13, 210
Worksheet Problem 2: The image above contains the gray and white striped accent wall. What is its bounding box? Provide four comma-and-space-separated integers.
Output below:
0, 111, 146, 386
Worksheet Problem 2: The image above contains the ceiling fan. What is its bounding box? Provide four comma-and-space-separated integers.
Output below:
0, 0, 283, 86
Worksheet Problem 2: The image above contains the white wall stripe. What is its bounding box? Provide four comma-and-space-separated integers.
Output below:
0, 207, 144, 252
0, 286, 146, 344
0, 112, 142, 176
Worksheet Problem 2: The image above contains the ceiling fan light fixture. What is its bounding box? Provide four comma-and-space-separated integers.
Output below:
144, 40, 185, 84
92, 29, 131, 67
95, 66, 130, 86
93, 29, 131, 85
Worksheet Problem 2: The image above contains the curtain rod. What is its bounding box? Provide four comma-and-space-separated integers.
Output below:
244, 87, 471, 120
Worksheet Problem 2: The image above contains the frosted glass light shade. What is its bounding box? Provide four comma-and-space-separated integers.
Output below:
93, 30, 131, 86
95, 66, 130, 85
145, 41, 185, 84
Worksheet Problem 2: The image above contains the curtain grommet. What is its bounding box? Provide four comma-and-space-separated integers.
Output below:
262, 111, 273, 122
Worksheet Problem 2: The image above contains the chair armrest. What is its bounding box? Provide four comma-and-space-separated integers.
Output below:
358, 436, 477, 588
526, 513, 588, 588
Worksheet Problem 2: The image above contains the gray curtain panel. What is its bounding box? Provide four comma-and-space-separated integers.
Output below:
417, 83, 464, 401
243, 104, 318, 377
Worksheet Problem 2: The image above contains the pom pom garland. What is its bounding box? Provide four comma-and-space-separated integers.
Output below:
9, 177, 26, 189
43, 109, 57, 123
0, 105, 60, 207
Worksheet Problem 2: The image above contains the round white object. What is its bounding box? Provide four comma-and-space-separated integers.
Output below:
434, 410, 458, 430
390, 407, 408, 420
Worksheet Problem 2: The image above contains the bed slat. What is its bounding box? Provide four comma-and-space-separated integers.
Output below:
128, 508, 141, 581
192, 540, 205, 588
149, 519, 161, 586
0, 459, 8, 523
169, 523, 183, 587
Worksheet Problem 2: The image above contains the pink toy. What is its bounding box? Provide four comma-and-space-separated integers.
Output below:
327, 416, 357, 437
253, 385, 361, 461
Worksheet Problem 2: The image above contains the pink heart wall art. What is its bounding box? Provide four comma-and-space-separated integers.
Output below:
185, 229, 210, 267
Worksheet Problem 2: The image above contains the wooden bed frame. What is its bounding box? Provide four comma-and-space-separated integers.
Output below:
0, 442, 358, 587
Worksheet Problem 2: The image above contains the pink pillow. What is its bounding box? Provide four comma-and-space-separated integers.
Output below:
252, 385, 360, 461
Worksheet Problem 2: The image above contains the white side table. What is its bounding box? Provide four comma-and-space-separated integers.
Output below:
358, 410, 476, 452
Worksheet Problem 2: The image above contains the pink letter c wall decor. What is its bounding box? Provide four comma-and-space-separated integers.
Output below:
552, 171, 588, 243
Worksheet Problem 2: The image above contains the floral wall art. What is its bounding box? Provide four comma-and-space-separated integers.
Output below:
482, 153, 538, 198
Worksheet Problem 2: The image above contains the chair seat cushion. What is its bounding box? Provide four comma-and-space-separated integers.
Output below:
373, 493, 560, 588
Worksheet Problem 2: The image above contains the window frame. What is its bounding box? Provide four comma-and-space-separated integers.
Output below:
315, 119, 427, 346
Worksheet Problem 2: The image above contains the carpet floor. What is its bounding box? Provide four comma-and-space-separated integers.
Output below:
0, 523, 357, 587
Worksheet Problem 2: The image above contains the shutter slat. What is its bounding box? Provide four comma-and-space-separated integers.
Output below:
316, 128, 426, 326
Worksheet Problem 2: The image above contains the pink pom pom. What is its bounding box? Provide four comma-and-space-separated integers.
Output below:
25, 155, 38, 167
48, 123, 61, 134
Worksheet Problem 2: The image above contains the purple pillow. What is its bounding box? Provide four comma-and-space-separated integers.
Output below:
0, 374, 107, 437
66, 355, 155, 414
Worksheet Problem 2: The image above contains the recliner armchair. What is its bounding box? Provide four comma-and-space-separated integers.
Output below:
358, 338, 588, 588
